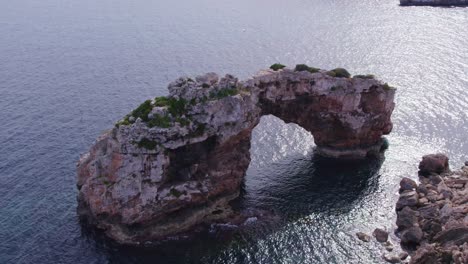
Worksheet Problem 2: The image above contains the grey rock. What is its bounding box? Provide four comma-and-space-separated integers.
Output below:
373, 228, 389, 242
401, 226, 423, 244
383, 253, 401, 263
396, 206, 419, 230
398, 252, 408, 260
396, 191, 418, 210
356, 232, 371, 242
400, 177, 417, 193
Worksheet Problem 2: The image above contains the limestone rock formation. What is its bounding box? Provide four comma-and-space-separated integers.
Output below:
77, 66, 395, 244
395, 155, 468, 264
400, 0, 468, 6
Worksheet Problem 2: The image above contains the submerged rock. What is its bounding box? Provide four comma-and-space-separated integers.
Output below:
77, 66, 396, 244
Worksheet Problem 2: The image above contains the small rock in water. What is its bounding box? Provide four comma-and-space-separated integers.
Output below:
398, 252, 409, 260
373, 228, 389, 242
383, 253, 401, 263
384, 241, 394, 251
356, 232, 371, 242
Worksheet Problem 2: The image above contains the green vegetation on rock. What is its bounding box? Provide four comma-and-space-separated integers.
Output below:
270, 63, 286, 71
154, 96, 188, 117
353, 74, 375, 79
170, 188, 187, 198
147, 114, 171, 128
326, 68, 351, 78
383, 83, 393, 90
209, 88, 238, 99
294, 64, 320, 73
137, 138, 159, 150
131, 100, 153, 121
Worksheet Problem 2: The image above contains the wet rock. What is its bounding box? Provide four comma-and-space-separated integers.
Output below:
401, 226, 423, 244
384, 241, 394, 251
418, 153, 449, 176
373, 228, 389, 242
398, 252, 408, 260
396, 206, 419, 230
383, 253, 401, 263
396, 191, 419, 210
356, 232, 371, 242
400, 177, 417, 193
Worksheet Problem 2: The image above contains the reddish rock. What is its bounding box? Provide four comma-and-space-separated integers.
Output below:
418, 153, 449, 176
77, 67, 396, 244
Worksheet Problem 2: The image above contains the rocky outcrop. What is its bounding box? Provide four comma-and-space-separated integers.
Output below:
77, 65, 395, 244
395, 154, 468, 264
400, 0, 468, 6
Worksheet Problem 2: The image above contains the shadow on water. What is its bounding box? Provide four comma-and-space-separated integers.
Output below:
241, 149, 386, 218
79, 149, 386, 264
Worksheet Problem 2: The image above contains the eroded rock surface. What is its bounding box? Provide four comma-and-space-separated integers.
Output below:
77, 66, 395, 244
396, 154, 468, 264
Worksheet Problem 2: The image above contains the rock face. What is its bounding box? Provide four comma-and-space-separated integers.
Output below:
395, 155, 468, 264
77, 66, 396, 244
400, 0, 468, 6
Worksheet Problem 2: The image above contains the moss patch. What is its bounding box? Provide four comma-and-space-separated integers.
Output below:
170, 188, 187, 198
209, 88, 238, 99
353, 74, 375, 79
326, 68, 351, 78
294, 64, 320, 73
137, 138, 159, 150
131, 100, 153, 121
147, 114, 171, 128
383, 83, 393, 90
270, 63, 286, 71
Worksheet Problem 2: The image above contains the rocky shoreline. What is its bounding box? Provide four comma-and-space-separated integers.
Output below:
400, 0, 468, 6
77, 65, 395, 245
395, 154, 468, 264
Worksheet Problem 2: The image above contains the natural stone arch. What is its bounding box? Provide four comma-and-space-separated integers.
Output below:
77, 67, 395, 244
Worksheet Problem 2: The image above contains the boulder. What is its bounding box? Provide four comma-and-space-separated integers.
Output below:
418, 154, 449, 176
400, 177, 417, 193
356, 232, 371, 242
401, 226, 423, 244
373, 228, 389, 242
396, 206, 419, 230
396, 191, 419, 210
383, 253, 401, 263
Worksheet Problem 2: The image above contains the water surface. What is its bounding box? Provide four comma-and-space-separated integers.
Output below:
1, 0, 467, 263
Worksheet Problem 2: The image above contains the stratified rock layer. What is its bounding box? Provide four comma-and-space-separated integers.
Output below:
400, 0, 468, 6
77, 67, 395, 244
396, 154, 468, 264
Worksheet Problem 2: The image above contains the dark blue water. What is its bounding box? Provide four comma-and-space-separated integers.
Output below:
1, 0, 467, 263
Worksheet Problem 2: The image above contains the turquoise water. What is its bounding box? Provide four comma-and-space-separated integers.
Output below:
1, 0, 467, 263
